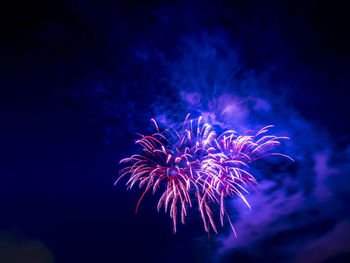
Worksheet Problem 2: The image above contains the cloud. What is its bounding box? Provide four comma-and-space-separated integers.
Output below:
77, 21, 350, 262
216, 146, 349, 262
0, 228, 53, 263
293, 220, 350, 263
148, 34, 350, 263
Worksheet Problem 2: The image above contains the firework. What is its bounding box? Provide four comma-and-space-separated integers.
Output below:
201, 126, 294, 234
116, 114, 293, 234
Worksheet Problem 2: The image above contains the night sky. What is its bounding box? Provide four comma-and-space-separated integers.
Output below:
1, 1, 350, 262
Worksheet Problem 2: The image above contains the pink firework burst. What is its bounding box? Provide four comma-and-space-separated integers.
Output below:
116, 114, 293, 234
201, 126, 294, 234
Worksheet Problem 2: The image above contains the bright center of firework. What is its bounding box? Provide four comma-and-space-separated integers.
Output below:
169, 169, 177, 176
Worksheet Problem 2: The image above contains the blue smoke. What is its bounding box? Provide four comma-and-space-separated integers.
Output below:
74, 2, 350, 262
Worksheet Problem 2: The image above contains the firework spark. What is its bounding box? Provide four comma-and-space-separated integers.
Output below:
116, 114, 293, 234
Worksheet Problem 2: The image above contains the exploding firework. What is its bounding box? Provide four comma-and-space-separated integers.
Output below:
116, 114, 293, 234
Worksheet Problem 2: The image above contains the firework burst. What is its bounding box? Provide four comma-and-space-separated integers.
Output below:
116, 114, 293, 234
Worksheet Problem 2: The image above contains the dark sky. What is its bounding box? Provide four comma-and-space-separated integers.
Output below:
1, 1, 349, 263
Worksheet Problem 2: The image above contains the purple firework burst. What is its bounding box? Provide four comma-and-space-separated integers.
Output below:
116, 114, 293, 234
